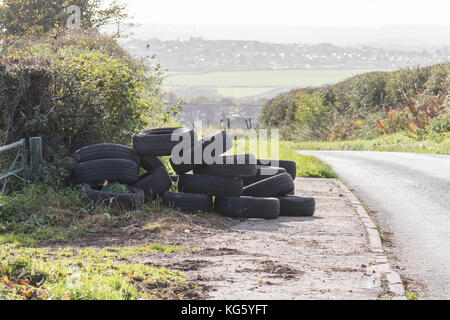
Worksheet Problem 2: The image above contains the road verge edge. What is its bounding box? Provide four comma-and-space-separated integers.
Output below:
336, 180, 406, 299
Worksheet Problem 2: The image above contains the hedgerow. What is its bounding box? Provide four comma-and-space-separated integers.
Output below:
0, 30, 171, 184
261, 64, 450, 142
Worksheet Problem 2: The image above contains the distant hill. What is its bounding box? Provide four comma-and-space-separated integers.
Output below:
120, 37, 450, 73
129, 24, 450, 49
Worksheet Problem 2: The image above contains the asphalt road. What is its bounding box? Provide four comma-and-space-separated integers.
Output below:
298, 150, 450, 299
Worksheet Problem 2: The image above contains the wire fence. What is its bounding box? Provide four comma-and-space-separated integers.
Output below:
0, 137, 42, 196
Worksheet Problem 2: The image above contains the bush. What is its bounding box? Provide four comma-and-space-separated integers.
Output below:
260, 91, 298, 127
0, 31, 170, 184
428, 99, 450, 136
261, 63, 450, 142
295, 91, 332, 141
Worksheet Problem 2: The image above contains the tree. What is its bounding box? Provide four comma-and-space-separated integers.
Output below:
0, 0, 129, 38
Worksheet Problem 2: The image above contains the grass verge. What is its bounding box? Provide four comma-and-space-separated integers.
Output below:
231, 137, 337, 179
279, 141, 338, 178
293, 132, 450, 154
0, 184, 226, 300
0, 241, 191, 300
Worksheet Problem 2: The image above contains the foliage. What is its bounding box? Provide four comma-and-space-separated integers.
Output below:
259, 91, 303, 140
0, 0, 128, 39
260, 64, 450, 142
102, 183, 129, 194
0, 31, 169, 185
295, 91, 333, 140
260, 91, 298, 127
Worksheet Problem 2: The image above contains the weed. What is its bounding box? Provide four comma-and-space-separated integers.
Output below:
406, 291, 419, 300
102, 183, 129, 195
143, 223, 165, 232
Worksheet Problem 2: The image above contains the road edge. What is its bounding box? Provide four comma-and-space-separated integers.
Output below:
336, 179, 406, 300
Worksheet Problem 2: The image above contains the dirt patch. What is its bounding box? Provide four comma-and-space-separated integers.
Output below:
48, 211, 238, 249
236, 260, 304, 280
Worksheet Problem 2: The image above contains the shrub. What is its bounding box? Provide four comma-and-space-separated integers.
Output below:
428, 98, 450, 136
260, 63, 450, 142
260, 91, 298, 128
0, 31, 170, 184
295, 91, 333, 141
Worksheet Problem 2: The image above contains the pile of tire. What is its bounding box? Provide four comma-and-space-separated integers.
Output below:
169, 130, 316, 219
72, 127, 193, 209
71, 127, 315, 219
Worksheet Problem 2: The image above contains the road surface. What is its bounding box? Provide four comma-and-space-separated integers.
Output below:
298, 150, 450, 299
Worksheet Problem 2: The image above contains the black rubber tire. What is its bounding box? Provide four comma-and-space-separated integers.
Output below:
178, 174, 243, 197
193, 154, 257, 178
242, 166, 287, 187
73, 159, 139, 185
73, 143, 139, 165
133, 167, 172, 201
257, 159, 297, 180
162, 192, 213, 213
170, 130, 233, 175
133, 127, 196, 157
278, 196, 316, 217
215, 196, 280, 220
286, 189, 296, 196
81, 185, 145, 210
243, 173, 295, 197
140, 156, 165, 172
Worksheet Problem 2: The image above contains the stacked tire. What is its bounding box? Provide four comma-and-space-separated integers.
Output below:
167, 129, 316, 219
72, 143, 144, 209
72, 127, 315, 218
72, 128, 195, 210
164, 130, 235, 213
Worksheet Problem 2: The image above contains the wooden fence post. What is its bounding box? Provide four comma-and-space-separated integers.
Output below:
30, 137, 43, 180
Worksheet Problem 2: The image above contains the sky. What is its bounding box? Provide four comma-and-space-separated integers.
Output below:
127, 0, 450, 26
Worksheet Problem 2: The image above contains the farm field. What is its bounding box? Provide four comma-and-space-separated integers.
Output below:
164, 69, 376, 98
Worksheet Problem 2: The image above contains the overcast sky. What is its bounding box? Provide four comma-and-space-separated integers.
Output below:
127, 0, 450, 26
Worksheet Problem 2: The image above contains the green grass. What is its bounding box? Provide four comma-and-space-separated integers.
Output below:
102, 183, 129, 194
143, 223, 165, 232
0, 183, 209, 300
165, 69, 373, 98
0, 242, 191, 300
279, 141, 337, 178
166, 70, 374, 87
216, 87, 276, 98
231, 137, 337, 179
293, 132, 450, 154
0, 184, 93, 245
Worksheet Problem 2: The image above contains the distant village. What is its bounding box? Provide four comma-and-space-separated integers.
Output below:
121, 37, 450, 72
119, 37, 450, 129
